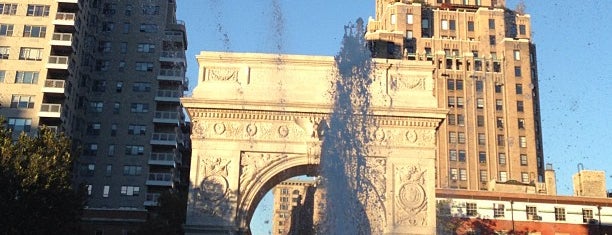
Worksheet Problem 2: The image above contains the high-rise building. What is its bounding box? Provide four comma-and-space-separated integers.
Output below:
366, 0, 545, 191
0, 0, 190, 233
272, 180, 317, 235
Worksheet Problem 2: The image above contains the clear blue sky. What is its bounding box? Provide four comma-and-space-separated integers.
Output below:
177, 0, 612, 233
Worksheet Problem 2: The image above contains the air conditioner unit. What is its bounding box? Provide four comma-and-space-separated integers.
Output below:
528, 214, 542, 221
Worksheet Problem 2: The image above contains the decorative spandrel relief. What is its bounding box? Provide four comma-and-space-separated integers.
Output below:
394, 165, 428, 226
206, 67, 239, 81
239, 152, 288, 190
359, 157, 388, 231
190, 156, 233, 218
389, 74, 426, 92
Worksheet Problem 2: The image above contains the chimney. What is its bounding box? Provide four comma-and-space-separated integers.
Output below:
544, 164, 557, 195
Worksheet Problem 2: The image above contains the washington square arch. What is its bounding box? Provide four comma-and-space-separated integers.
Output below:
181, 50, 446, 234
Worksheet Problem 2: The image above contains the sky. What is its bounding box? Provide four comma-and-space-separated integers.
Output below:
177, 0, 612, 233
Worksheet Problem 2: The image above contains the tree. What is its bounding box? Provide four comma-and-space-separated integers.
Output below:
138, 190, 187, 235
0, 121, 86, 234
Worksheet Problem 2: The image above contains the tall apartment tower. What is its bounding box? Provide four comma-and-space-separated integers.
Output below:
366, 0, 544, 190
272, 180, 317, 235
0, 0, 190, 233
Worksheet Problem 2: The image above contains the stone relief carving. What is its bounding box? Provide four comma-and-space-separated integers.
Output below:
389, 74, 426, 92
214, 123, 226, 135
245, 123, 258, 137
278, 125, 289, 138
191, 119, 310, 141
360, 157, 388, 231
405, 130, 418, 143
239, 152, 288, 190
395, 165, 428, 226
207, 67, 239, 81
190, 156, 232, 217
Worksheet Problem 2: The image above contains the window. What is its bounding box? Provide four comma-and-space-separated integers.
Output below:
496, 99, 503, 111
457, 114, 465, 126
480, 170, 488, 182
516, 84, 523, 94
390, 14, 397, 25
456, 80, 463, 90
80, 164, 95, 176
458, 132, 465, 144
84, 143, 98, 156
130, 103, 149, 113
449, 20, 456, 30
108, 145, 115, 156
447, 114, 455, 125
515, 66, 522, 77
450, 168, 458, 180
479, 152, 487, 163
18, 48, 43, 61
281, 188, 289, 195
102, 22, 115, 32
519, 136, 527, 148
496, 117, 504, 128
448, 96, 455, 107
467, 21, 474, 31
119, 60, 126, 71
123, 165, 143, 176
476, 98, 484, 109
422, 18, 429, 29
466, 203, 477, 216
23, 25, 46, 38
521, 172, 529, 183
458, 150, 466, 162
10, 95, 35, 109
142, 5, 160, 15
0, 3, 18, 15
498, 153, 506, 165
457, 97, 464, 108
120, 42, 128, 54
517, 101, 524, 112
406, 14, 413, 24
98, 41, 112, 52
526, 206, 538, 219
103, 3, 117, 15
475, 80, 483, 92
520, 154, 528, 165
8, 118, 32, 133
122, 23, 130, 34
103, 186, 110, 198
86, 185, 92, 196
111, 124, 117, 136
15, 71, 39, 84
555, 207, 566, 221
92, 80, 106, 92
477, 115, 484, 127
125, 145, 144, 155
459, 168, 467, 181
125, 4, 132, 16
105, 165, 112, 176
494, 204, 505, 218
26, 5, 50, 17
95, 60, 110, 71
139, 24, 158, 33
132, 82, 152, 92
449, 132, 457, 144
89, 101, 104, 113
137, 43, 156, 53
447, 79, 455, 90
488, 19, 495, 29
497, 135, 505, 146
0, 46, 10, 59
499, 171, 507, 182
0, 24, 14, 36
489, 35, 496, 45
441, 20, 449, 30
449, 150, 458, 161
519, 24, 526, 35
518, 118, 525, 129
116, 82, 123, 92
514, 50, 521, 60
128, 125, 147, 135
478, 133, 485, 145
583, 209, 594, 223
495, 84, 502, 93
120, 186, 140, 196
135, 62, 154, 71
87, 122, 101, 135
406, 30, 413, 39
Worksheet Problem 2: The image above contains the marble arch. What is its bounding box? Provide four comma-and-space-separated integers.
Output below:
182, 52, 446, 234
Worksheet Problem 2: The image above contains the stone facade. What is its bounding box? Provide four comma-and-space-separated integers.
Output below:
573, 170, 608, 198
182, 51, 446, 234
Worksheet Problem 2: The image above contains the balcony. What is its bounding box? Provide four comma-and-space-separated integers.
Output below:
39, 103, 62, 118
153, 111, 180, 124
50, 33, 73, 47
149, 152, 177, 167
58, 0, 78, 3
42, 79, 66, 94
160, 51, 186, 63
47, 56, 69, 70
150, 132, 177, 146
146, 173, 174, 187
54, 12, 76, 26
144, 193, 161, 206
155, 89, 181, 103
158, 69, 185, 82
